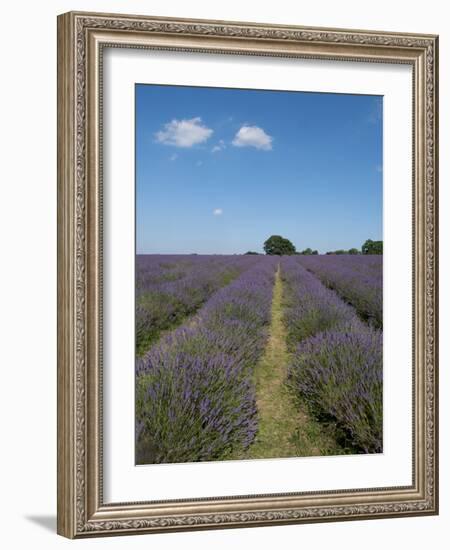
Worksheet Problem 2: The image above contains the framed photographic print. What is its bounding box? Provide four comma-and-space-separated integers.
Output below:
57, 11, 439, 538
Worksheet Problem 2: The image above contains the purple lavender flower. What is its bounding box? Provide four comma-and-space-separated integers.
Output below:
136, 258, 277, 464
297, 255, 383, 328
281, 256, 383, 453
135, 254, 261, 355
288, 328, 383, 453
280, 257, 363, 343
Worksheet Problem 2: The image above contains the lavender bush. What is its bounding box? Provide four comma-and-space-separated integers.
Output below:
298, 255, 383, 328
136, 258, 276, 464
136, 255, 258, 355
281, 257, 361, 344
289, 328, 383, 453
281, 257, 383, 453
136, 349, 258, 463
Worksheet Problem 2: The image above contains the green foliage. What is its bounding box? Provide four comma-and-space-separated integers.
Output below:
245, 251, 259, 255
326, 247, 362, 255
298, 248, 319, 255
362, 239, 383, 255
263, 235, 296, 256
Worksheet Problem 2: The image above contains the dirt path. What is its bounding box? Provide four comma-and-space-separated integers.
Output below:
245, 264, 341, 459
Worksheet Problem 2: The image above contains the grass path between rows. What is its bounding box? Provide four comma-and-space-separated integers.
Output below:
244, 264, 341, 459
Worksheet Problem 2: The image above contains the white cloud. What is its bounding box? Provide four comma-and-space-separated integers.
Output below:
232, 125, 273, 150
213, 208, 223, 216
155, 117, 213, 148
212, 139, 226, 153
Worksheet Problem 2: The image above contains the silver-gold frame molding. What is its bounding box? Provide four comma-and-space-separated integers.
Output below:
57, 11, 439, 539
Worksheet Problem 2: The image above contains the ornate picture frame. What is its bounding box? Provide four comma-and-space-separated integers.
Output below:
57, 11, 438, 538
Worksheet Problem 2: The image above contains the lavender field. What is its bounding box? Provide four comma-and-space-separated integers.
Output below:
135, 254, 383, 464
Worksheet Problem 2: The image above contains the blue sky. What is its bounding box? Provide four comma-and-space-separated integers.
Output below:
136, 84, 382, 254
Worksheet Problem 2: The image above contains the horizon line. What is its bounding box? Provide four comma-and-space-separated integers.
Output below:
136, 251, 375, 256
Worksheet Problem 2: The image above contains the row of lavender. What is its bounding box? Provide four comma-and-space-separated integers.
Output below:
136, 257, 277, 464
136, 255, 259, 355
281, 257, 382, 453
298, 255, 382, 329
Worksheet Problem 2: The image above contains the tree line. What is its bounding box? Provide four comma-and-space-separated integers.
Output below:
245, 236, 383, 256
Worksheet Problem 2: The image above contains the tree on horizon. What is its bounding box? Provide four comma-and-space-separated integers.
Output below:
362, 239, 383, 255
263, 235, 296, 256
